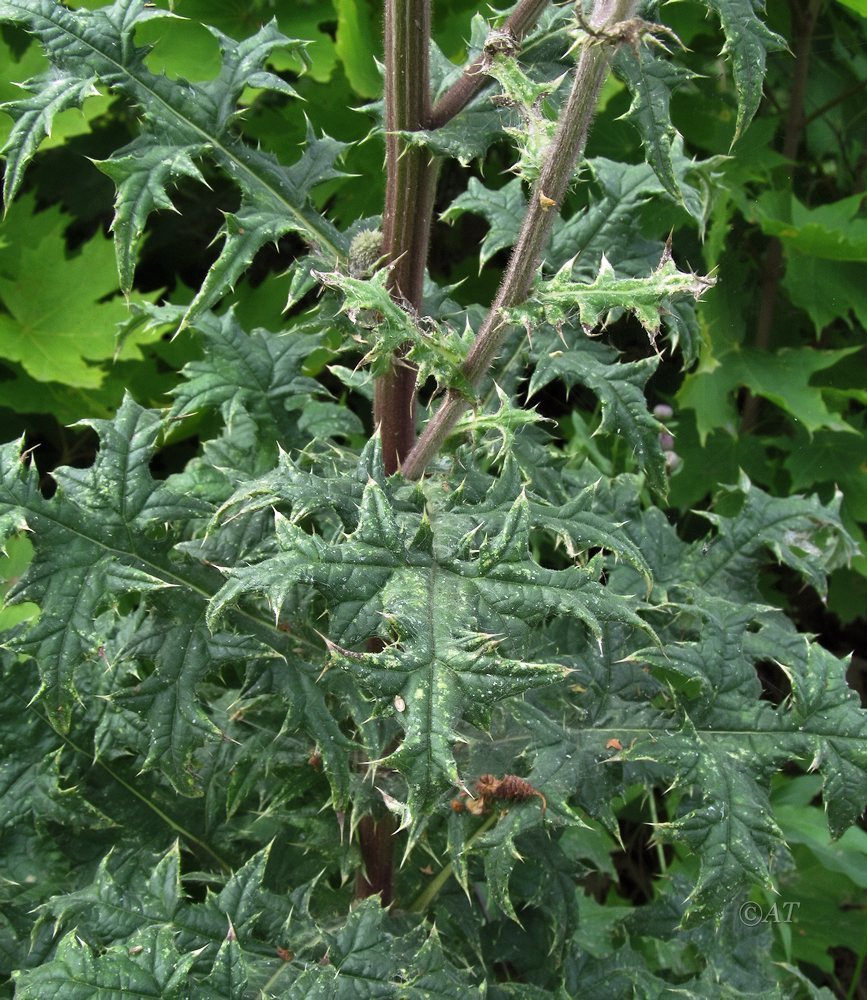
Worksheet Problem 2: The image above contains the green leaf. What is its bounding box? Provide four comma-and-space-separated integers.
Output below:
0, 0, 348, 323
704, 0, 787, 141
529, 338, 667, 497
441, 176, 527, 270
522, 516, 863, 924
210, 476, 651, 827
752, 193, 867, 333
513, 254, 714, 339
753, 191, 867, 261
612, 43, 696, 200
835, 0, 867, 15
0, 532, 38, 630
0, 198, 137, 388
775, 800, 867, 889
783, 254, 867, 332
784, 428, 867, 521
134, 14, 223, 82
296, 399, 364, 442
558, 148, 722, 308
678, 345, 860, 442
334, 0, 381, 99
43, 844, 183, 941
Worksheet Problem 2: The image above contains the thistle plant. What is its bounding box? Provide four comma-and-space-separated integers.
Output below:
0, 0, 865, 995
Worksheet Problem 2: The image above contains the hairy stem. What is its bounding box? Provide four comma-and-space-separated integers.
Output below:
374, 0, 434, 476
429, 0, 551, 129
402, 0, 638, 480
360, 0, 434, 906
741, 0, 824, 432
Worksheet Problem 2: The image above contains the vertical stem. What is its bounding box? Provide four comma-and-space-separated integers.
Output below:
355, 814, 397, 906
357, 0, 434, 907
402, 0, 638, 480
375, 0, 434, 476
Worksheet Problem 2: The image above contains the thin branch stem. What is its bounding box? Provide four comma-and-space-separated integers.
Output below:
402, 0, 638, 480
803, 76, 867, 127
429, 0, 551, 129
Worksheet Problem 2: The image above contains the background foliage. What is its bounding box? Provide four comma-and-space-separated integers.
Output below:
0, 0, 866, 996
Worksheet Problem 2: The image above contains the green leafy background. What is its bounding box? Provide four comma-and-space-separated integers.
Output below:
0, 0, 866, 996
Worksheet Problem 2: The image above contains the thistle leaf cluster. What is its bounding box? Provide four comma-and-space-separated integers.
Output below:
0, 0, 862, 996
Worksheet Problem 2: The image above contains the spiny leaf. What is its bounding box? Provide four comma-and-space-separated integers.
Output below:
210, 480, 651, 828
625, 605, 863, 921
185, 126, 349, 324
289, 899, 484, 998
0, 71, 99, 205
793, 644, 867, 837
454, 384, 550, 460
483, 52, 562, 181
93, 140, 209, 293
13, 926, 200, 999
525, 605, 865, 924
441, 176, 527, 270
0, 657, 107, 831
212, 438, 383, 532
41, 844, 183, 940
111, 602, 272, 795
445, 151, 721, 290
316, 267, 475, 395
651, 725, 782, 925
0, 398, 203, 729
159, 305, 324, 441
0, 0, 348, 324
612, 43, 696, 200
528, 337, 667, 497
685, 470, 856, 599
0, 396, 351, 806
513, 253, 715, 340
394, 6, 574, 167
703, 0, 787, 141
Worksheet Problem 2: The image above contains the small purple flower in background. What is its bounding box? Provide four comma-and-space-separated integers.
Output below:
653, 404, 679, 473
